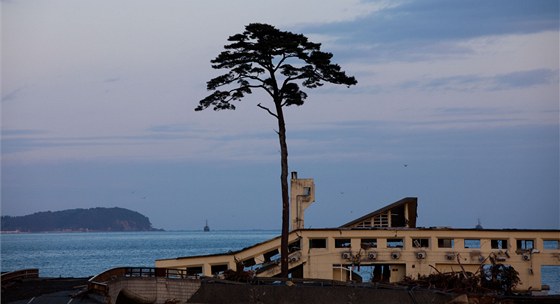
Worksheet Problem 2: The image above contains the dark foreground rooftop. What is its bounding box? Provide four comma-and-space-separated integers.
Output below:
3, 276, 560, 304
1, 277, 103, 304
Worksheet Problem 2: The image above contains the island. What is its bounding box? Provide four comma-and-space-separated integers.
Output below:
1, 207, 162, 232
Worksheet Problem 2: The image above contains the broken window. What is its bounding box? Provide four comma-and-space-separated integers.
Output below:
491, 239, 508, 249
242, 258, 256, 267
389, 204, 406, 227
243, 258, 260, 272
289, 239, 301, 252
360, 238, 377, 249
464, 239, 481, 249
335, 238, 351, 248
387, 238, 404, 248
263, 249, 279, 262
165, 269, 186, 279
186, 266, 203, 277
412, 238, 429, 248
516, 239, 534, 250
543, 240, 559, 250
210, 264, 228, 275
303, 187, 311, 196
438, 238, 454, 248
309, 238, 327, 249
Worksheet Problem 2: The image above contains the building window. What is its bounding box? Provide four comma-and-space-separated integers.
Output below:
335, 239, 351, 248
412, 238, 430, 248
289, 239, 301, 252
438, 238, 454, 248
360, 238, 377, 249
242, 258, 256, 267
373, 213, 389, 227
356, 221, 371, 228
186, 266, 203, 276
309, 238, 327, 249
543, 240, 559, 250
516, 239, 534, 250
464, 239, 481, 249
491, 239, 508, 249
211, 264, 228, 275
387, 238, 404, 248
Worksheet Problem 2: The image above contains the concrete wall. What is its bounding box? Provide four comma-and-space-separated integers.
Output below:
107, 277, 200, 304
290, 173, 315, 230
188, 282, 456, 304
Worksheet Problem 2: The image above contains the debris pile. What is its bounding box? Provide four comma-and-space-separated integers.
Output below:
401, 254, 521, 295
402, 271, 481, 293
480, 263, 520, 294
222, 261, 255, 282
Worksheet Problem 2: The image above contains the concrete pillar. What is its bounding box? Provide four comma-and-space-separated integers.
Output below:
290, 172, 315, 230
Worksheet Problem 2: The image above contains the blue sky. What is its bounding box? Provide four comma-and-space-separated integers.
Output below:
2, 0, 558, 230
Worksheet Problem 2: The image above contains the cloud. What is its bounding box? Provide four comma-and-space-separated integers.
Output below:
103, 77, 120, 83
492, 69, 559, 90
319, 0, 558, 42
1, 129, 45, 136
146, 125, 190, 135
1, 134, 143, 155
0, 123, 281, 163
397, 68, 559, 92
299, 0, 559, 62
398, 75, 483, 92
1, 130, 48, 154
1, 86, 27, 103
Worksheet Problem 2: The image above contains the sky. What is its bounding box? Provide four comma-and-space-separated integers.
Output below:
1, 0, 558, 231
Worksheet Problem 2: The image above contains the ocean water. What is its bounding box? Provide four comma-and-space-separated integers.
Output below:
1, 231, 559, 294
0, 230, 279, 278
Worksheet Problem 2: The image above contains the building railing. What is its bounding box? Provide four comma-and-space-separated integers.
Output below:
88, 267, 192, 294
1, 268, 39, 284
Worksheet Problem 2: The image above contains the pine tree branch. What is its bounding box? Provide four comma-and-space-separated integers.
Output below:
257, 103, 278, 118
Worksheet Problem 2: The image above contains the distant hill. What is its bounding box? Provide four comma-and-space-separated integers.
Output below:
1, 207, 161, 232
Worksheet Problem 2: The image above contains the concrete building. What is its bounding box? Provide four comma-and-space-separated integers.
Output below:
156, 173, 560, 292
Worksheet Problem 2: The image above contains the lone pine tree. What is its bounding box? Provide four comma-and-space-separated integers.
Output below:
196, 23, 357, 277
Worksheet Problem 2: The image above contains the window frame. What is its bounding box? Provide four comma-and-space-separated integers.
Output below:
360, 238, 377, 249
543, 239, 559, 250
309, 238, 327, 249
516, 239, 534, 251
437, 238, 454, 248
412, 238, 430, 248
387, 238, 404, 248
334, 238, 352, 249
464, 239, 481, 249
491, 239, 508, 250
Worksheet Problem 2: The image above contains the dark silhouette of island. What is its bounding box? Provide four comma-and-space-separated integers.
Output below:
1, 207, 162, 232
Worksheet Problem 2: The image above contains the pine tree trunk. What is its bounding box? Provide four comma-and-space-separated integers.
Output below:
276, 104, 290, 278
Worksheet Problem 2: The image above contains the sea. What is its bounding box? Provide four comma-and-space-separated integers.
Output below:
0, 230, 279, 278
1, 230, 559, 294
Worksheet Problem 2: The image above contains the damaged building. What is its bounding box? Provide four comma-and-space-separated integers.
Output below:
156, 172, 560, 292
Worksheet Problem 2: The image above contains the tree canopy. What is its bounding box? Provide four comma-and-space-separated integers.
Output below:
195, 23, 357, 113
